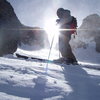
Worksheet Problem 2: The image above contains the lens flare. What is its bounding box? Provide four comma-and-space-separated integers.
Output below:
44, 18, 60, 46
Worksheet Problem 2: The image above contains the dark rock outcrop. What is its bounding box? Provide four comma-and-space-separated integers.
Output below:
94, 36, 100, 52
0, 0, 49, 56
0, 0, 21, 56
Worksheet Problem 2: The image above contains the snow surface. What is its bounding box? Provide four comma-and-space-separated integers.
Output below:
75, 41, 100, 64
0, 42, 100, 100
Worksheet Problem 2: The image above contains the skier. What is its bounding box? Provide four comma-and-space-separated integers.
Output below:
56, 8, 78, 64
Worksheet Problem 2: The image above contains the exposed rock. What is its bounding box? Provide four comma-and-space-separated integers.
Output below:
0, 0, 21, 56
0, 0, 49, 56
94, 36, 100, 52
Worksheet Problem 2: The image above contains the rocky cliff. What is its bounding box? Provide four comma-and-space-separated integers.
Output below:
0, 0, 49, 56
0, 0, 22, 56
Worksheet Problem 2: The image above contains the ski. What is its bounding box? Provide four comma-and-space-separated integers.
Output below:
15, 53, 78, 65
16, 53, 53, 63
15, 53, 100, 70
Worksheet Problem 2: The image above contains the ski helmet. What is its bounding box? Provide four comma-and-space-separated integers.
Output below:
64, 9, 71, 16
57, 8, 64, 18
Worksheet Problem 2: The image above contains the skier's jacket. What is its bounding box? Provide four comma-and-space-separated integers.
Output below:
56, 16, 77, 34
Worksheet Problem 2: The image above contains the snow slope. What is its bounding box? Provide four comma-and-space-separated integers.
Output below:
0, 51, 100, 100
0, 40, 100, 100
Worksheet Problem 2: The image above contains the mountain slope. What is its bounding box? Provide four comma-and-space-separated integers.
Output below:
0, 55, 100, 100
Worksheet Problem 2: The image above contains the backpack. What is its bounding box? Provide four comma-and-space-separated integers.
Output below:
70, 16, 77, 34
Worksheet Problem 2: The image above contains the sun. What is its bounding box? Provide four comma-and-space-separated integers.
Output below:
44, 18, 60, 46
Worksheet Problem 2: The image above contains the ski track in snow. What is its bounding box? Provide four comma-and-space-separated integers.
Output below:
0, 55, 100, 100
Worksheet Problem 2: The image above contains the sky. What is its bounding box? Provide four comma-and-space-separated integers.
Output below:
7, 0, 100, 28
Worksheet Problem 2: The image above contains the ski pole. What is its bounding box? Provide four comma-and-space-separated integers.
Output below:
45, 33, 55, 73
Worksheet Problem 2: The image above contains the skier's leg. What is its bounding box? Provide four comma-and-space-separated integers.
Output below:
59, 33, 77, 64
66, 36, 77, 63
62, 33, 77, 63
59, 34, 66, 58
